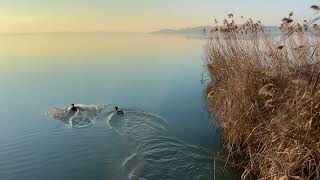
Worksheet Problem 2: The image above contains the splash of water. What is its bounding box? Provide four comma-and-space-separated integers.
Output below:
48, 104, 108, 128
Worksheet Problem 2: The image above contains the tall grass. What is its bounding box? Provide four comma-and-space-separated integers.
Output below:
205, 7, 320, 179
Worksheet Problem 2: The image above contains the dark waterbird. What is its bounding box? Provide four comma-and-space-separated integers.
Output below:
69, 104, 79, 112
114, 106, 124, 115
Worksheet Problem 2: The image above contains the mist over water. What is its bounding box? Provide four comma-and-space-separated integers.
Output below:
0, 33, 236, 180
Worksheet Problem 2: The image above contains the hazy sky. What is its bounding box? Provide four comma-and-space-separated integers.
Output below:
0, 0, 318, 33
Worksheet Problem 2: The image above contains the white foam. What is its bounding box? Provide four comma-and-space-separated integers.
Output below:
48, 104, 108, 128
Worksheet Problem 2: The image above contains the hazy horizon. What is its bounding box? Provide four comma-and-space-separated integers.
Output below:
0, 0, 318, 34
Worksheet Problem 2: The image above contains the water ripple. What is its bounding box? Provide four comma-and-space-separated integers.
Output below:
107, 109, 213, 180
107, 109, 168, 141
46, 105, 214, 179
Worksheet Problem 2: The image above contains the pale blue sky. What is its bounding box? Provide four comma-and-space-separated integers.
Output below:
0, 0, 317, 33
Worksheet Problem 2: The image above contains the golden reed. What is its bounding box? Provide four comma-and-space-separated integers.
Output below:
205, 5, 320, 180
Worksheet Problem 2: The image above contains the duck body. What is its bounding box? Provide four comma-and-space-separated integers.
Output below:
68, 104, 79, 112
115, 110, 124, 115
114, 106, 124, 115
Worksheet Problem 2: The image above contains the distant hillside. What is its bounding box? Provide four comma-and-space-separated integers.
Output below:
151, 26, 212, 35
151, 26, 280, 35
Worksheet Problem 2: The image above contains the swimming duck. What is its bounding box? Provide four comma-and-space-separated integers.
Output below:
114, 106, 124, 115
69, 104, 79, 112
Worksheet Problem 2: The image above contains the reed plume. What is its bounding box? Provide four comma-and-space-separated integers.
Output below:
205, 8, 320, 179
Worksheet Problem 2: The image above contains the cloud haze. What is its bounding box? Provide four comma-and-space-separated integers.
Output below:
0, 0, 317, 33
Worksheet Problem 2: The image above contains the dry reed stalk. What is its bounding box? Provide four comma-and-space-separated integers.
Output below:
205, 8, 320, 179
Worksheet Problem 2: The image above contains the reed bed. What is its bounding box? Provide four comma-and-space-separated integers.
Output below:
205, 7, 320, 180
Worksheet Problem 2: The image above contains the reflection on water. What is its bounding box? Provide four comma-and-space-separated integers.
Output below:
0, 33, 236, 180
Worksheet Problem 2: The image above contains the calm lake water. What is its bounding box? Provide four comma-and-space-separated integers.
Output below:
0, 33, 238, 180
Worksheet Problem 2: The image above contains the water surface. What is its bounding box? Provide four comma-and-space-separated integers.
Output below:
0, 33, 236, 180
